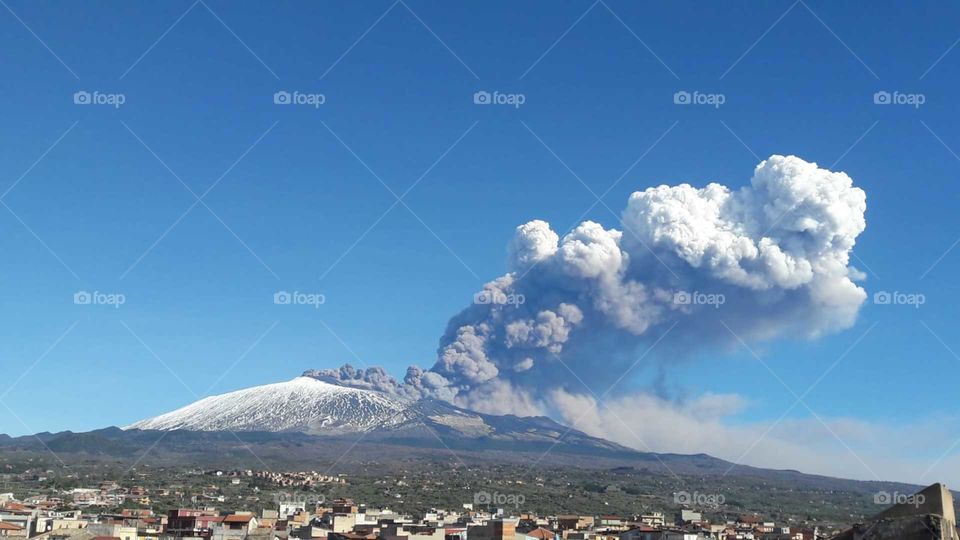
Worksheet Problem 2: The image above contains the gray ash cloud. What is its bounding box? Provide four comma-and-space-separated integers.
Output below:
309, 155, 868, 417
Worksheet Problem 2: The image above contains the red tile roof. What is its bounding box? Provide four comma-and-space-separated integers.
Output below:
526, 528, 556, 539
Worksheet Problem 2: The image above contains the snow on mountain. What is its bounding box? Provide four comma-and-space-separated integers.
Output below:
125, 374, 632, 455
127, 377, 413, 434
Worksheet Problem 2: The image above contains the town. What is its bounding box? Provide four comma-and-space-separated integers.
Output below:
0, 468, 833, 540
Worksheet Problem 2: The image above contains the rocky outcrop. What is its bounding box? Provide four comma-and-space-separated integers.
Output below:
832, 483, 959, 540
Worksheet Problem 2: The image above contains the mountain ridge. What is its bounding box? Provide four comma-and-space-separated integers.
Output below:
127, 376, 633, 456
0, 373, 936, 500
0, 424, 936, 502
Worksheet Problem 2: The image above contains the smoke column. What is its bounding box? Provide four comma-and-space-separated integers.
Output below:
310, 155, 867, 417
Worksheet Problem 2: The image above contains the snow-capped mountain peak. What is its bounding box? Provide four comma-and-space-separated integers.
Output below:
126, 372, 629, 456
127, 376, 412, 434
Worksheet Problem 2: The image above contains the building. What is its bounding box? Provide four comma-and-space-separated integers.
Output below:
617, 526, 657, 540
597, 518, 623, 530
469, 519, 518, 540
516, 527, 558, 540
673, 512, 700, 527
554, 518, 592, 532
165, 509, 223, 539
210, 515, 258, 540
0, 522, 25, 538
85, 523, 136, 540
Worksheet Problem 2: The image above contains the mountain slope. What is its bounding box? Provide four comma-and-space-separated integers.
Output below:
384, 398, 630, 453
0, 375, 940, 524
126, 377, 627, 455
127, 377, 412, 434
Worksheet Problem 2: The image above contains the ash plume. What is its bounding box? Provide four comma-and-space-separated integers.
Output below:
310, 155, 868, 416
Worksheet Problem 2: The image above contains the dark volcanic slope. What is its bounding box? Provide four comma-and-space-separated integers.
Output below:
0, 423, 722, 475
0, 398, 640, 467
0, 411, 917, 497
369, 398, 631, 455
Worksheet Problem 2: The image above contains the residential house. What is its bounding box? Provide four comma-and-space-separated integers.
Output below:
0, 522, 25, 538
210, 515, 258, 540
515, 527, 558, 540
85, 522, 137, 540
165, 509, 223, 539
597, 517, 623, 530
618, 526, 658, 540
468, 519, 518, 540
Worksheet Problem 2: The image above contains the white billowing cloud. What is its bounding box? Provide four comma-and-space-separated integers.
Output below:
451, 380, 545, 417
513, 358, 534, 372
414, 155, 867, 402
621, 155, 865, 293
314, 155, 878, 477
554, 222, 624, 279
549, 388, 960, 486
508, 219, 559, 270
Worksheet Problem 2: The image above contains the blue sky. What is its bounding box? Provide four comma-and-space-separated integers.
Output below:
2, 0, 960, 482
